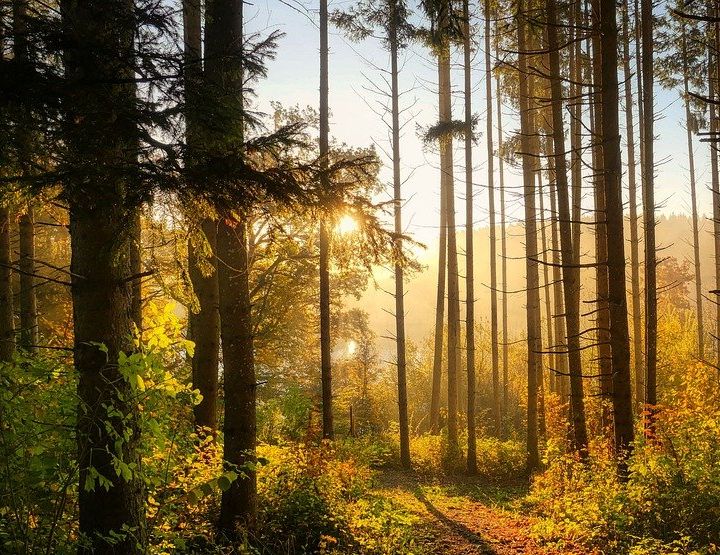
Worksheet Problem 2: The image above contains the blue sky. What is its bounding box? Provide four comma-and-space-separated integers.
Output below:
246, 1, 710, 251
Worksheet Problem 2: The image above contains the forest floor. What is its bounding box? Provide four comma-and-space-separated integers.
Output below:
374, 470, 591, 555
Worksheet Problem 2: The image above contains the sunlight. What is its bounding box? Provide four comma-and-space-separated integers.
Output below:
335, 214, 358, 235
347, 339, 357, 356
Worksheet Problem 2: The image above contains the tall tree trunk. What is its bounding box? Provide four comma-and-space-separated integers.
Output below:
184, 0, 220, 434
537, 170, 549, 440
204, 0, 257, 532
13, 1, 37, 353
0, 206, 14, 361
640, 0, 657, 430
439, 38, 461, 459
429, 192, 446, 434
590, 0, 613, 429
711, 19, 720, 368
545, 0, 588, 456
463, 0, 477, 474
496, 50, 509, 427
188, 221, 220, 432
61, 0, 146, 549
600, 0, 635, 462
548, 170, 568, 401
517, 2, 541, 471
484, 0, 500, 437
319, 0, 334, 440
390, 0, 410, 469
681, 24, 704, 362
621, 0, 643, 408
217, 219, 257, 533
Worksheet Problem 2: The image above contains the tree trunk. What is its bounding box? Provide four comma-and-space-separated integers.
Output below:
640, 0, 657, 431
61, 0, 146, 550
517, 3, 541, 471
217, 218, 257, 534
13, 2, 37, 353
188, 221, 220, 433
600, 0, 635, 462
464, 0, 477, 474
429, 190, 446, 434
590, 0, 613, 429
709, 15, 720, 369
183, 0, 220, 434
496, 49, 509, 428
681, 25, 704, 362
537, 170, 549, 440
319, 0, 334, 440
545, 0, 589, 456
390, 0, 411, 469
621, 0, 643, 409
439, 39, 461, 460
0, 206, 14, 360
484, 0, 500, 438
548, 169, 568, 402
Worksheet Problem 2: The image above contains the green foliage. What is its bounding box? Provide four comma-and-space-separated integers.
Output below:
529, 363, 720, 554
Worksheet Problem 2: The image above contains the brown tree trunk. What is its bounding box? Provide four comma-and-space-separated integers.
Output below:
548, 171, 568, 400
600, 0, 635, 462
545, 0, 589, 456
18, 208, 37, 352
681, 25, 704, 362
61, 0, 146, 550
0, 206, 12, 361
183, 0, 220, 434
537, 170, 549, 440
439, 39, 461, 459
517, 3, 541, 471
129, 211, 142, 332
464, 0, 477, 474
319, 0, 334, 440
217, 218, 257, 534
390, 0, 410, 469
621, 0, 643, 408
640, 0, 657, 431
590, 0, 613, 429
496, 51, 509, 427
429, 192, 446, 434
484, 0, 500, 438
188, 221, 220, 433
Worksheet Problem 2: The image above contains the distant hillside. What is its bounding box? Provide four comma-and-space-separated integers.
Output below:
358, 214, 709, 350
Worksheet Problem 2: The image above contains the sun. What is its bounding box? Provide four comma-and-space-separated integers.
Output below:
347, 340, 357, 356
336, 214, 358, 235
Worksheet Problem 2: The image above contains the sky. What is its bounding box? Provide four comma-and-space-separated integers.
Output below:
245, 1, 712, 259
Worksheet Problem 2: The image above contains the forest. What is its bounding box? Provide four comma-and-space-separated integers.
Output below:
1, 0, 719, 553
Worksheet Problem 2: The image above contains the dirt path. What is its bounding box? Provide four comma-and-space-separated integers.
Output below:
374, 470, 588, 555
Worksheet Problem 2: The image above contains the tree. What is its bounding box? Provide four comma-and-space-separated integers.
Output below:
60, 0, 146, 549
517, 0, 541, 471
0, 203, 13, 361
183, 0, 221, 434
544, 0, 588, 455
641, 0, 658, 431
483, 0, 501, 437
319, 0, 334, 441
599, 0, 635, 462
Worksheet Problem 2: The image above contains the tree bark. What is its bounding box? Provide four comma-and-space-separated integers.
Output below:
390, 0, 411, 469
464, 0, 477, 474
517, 3, 541, 471
621, 0, 643, 409
189, 221, 220, 433
681, 24, 704, 362
319, 0, 334, 440
484, 0, 500, 438
640, 0, 657, 431
600, 0, 635, 462
439, 38, 461, 460
545, 0, 588, 456
429, 190, 446, 434
217, 218, 257, 534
